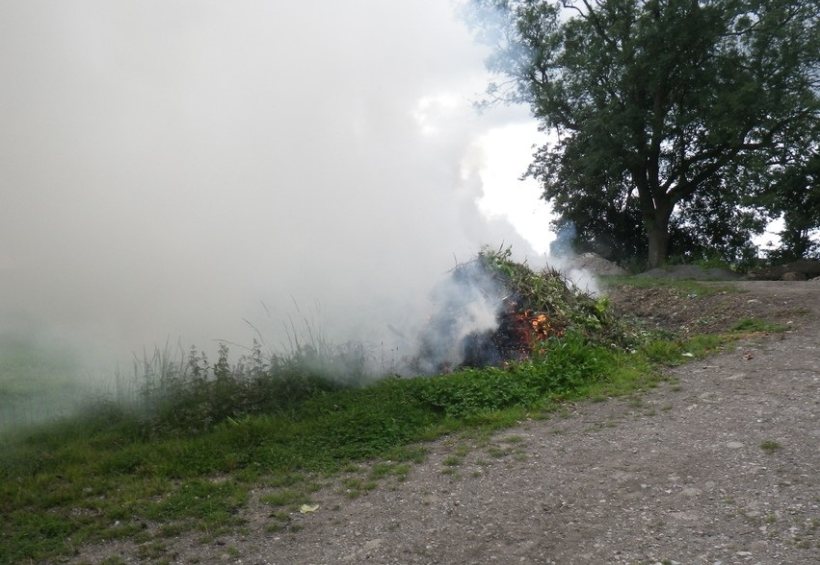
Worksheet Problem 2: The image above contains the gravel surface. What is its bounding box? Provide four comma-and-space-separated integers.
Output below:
74, 282, 820, 565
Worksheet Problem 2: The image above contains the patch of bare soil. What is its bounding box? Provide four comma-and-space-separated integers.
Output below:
608, 282, 811, 335
73, 282, 820, 565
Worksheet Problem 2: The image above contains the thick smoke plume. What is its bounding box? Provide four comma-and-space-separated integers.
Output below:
0, 1, 558, 422
413, 259, 506, 374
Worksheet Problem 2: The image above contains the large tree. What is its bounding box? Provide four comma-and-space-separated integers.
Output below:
471, 0, 820, 267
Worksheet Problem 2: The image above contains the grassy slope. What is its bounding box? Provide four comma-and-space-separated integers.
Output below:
0, 278, 778, 563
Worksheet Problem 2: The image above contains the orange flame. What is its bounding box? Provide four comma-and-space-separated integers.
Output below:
506, 310, 558, 354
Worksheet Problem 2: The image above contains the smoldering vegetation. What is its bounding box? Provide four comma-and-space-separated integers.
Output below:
414, 257, 506, 374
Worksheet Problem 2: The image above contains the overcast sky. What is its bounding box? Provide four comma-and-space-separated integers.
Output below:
0, 0, 552, 364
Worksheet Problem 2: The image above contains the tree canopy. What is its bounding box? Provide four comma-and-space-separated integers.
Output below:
471, 0, 820, 267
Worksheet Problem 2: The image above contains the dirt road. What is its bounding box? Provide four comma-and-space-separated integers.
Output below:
78, 282, 820, 564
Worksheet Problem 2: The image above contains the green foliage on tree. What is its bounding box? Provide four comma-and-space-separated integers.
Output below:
470, 0, 820, 267
760, 147, 820, 260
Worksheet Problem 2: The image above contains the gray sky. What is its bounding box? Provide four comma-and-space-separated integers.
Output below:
0, 0, 547, 364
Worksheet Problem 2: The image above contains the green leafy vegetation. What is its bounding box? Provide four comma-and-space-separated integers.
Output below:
477, 247, 610, 326
731, 318, 789, 334
641, 334, 725, 366
760, 439, 783, 453
474, 247, 634, 347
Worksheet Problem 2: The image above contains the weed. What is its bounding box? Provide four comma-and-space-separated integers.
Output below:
342, 477, 364, 490
760, 440, 782, 453
731, 319, 789, 333
384, 445, 427, 464
442, 456, 462, 467
392, 464, 411, 480
486, 446, 510, 459
266, 473, 303, 488
341, 477, 377, 499
158, 523, 186, 538
453, 444, 472, 457
262, 489, 309, 508
135, 541, 167, 560
368, 462, 395, 480
641, 334, 726, 366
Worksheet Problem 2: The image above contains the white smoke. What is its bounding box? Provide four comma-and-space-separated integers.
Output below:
412, 259, 506, 374
0, 1, 551, 382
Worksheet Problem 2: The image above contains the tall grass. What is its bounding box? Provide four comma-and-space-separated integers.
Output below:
132, 338, 379, 437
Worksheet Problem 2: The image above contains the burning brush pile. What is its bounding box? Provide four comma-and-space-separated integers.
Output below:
414, 247, 621, 374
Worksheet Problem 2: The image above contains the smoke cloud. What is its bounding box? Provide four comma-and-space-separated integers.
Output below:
0, 0, 550, 375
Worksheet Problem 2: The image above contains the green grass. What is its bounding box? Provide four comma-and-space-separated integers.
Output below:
260, 488, 310, 508
760, 439, 783, 453
641, 334, 727, 366
731, 318, 789, 334
0, 329, 732, 563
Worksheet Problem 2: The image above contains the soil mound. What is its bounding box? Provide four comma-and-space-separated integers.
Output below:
562, 252, 627, 276
748, 258, 820, 281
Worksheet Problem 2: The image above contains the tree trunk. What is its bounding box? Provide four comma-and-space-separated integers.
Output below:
646, 212, 671, 268
633, 168, 672, 268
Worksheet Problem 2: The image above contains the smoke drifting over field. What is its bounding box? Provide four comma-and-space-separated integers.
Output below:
0, 1, 551, 373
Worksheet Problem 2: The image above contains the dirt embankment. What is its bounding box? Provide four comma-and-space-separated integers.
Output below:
74, 282, 820, 565
608, 280, 815, 335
